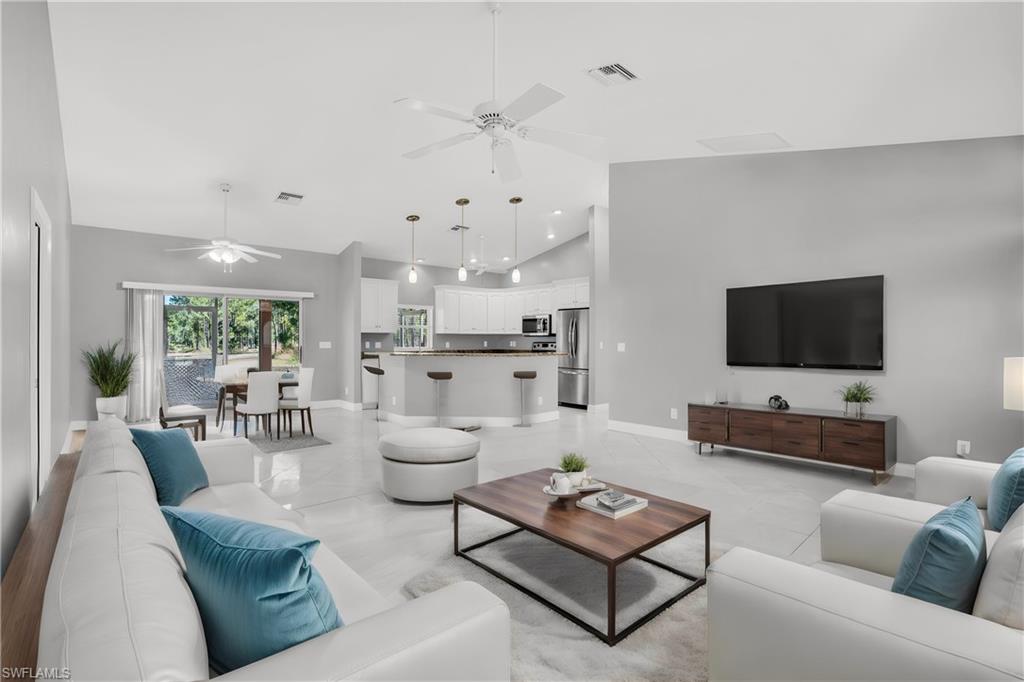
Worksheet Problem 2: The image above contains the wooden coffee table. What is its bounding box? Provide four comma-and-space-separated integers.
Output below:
453, 468, 710, 646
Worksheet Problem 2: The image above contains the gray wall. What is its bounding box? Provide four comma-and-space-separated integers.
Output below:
609, 136, 1024, 465
498, 232, 591, 287
337, 242, 362, 404
69, 225, 344, 419
589, 206, 610, 406
1, 1, 73, 573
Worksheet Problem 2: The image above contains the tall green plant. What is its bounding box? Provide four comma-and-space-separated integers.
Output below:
83, 341, 136, 397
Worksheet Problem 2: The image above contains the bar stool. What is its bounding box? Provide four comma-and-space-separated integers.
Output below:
364, 365, 385, 422
426, 371, 453, 428
513, 370, 537, 427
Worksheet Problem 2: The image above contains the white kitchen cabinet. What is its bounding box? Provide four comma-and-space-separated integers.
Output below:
487, 293, 506, 333
360, 278, 398, 333
523, 290, 539, 315
459, 292, 487, 333
435, 288, 461, 333
552, 278, 589, 309
537, 288, 553, 315
504, 292, 524, 334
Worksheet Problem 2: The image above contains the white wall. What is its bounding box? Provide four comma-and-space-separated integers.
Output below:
1, 1, 73, 573
337, 241, 362, 405
609, 136, 1024, 464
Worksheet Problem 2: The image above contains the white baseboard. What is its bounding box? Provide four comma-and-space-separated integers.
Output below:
339, 400, 363, 412
311, 399, 346, 410
607, 419, 687, 443
61, 420, 88, 454
892, 463, 915, 479
380, 410, 560, 428
587, 403, 609, 413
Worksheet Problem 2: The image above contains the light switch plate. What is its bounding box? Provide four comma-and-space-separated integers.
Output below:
670, 407, 679, 420
374, 341, 382, 349
483, 340, 488, 348
956, 440, 971, 457
599, 341, 604, 350
510, 340, 517, 347
344, 386, 349, 396
321, 341, 333, 349
364, 341, 369, 349
616, 342, 626, 352
391, 396, 396, 406
445, 341, 451, 349
537, 396, 543, 406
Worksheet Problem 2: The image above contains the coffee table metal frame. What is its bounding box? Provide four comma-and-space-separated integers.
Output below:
452, 493, 710, 646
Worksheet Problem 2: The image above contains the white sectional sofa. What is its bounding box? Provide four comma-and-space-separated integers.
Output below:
708, 456, 1024, 681
38, 419, 511, 681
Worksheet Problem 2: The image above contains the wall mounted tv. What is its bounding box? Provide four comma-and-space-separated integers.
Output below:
727, 275, 883, 371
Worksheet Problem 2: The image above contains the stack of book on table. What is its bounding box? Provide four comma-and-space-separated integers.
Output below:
577, 489, 648, 519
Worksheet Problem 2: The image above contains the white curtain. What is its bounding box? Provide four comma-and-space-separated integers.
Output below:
126, 289, 164, 422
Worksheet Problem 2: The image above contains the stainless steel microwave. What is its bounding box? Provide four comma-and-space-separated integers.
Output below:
522, 314, 552, 336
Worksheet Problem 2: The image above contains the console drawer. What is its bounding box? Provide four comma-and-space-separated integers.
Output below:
729, 427, 771, 451
730, 410, 772, 431
773, 434, 820, 459
772, 414, 820, 435
689, 406, 727, 427
688, 422, 726, 444
822, 435, 885, 469
823, 419, 884, 443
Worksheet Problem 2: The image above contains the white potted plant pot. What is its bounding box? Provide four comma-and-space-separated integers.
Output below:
565, 469, 589, 487
96, 394, 127, 421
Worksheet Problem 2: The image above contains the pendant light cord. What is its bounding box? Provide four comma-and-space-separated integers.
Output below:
222, 188, 229, 239
491, 6, 497, 101
514, 201, 518, 265
460, 204, 466, 266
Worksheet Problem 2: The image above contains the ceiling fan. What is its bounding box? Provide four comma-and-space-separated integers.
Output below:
165, 184, 282, 272
395, 3, 606, 182
470, 235, 503, 275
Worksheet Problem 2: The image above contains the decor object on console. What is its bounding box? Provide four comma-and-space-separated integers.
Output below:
839, 380, 876, 418
708, 454, 1023, 681
767, 394, 789, 410
160, 507, 342, 674
379, 427, 480, 502
988, 447, 1024, 531
687, 402, 896, 484
164, 184, 282, 272
82, 340, 135, 420
130, 427, 209, 505
395, 4, 605, 182
891, 497, 987, 612
36, 418, 511, 681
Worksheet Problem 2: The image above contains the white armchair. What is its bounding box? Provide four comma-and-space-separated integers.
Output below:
709, 457, 1024, 681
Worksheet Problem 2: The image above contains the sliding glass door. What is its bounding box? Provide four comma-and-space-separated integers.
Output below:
164, 295, 219, 406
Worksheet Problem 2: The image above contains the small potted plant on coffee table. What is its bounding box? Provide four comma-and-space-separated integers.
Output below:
83, 340, 136, 420
838, 381, 876, 419
559, 452, 590, 488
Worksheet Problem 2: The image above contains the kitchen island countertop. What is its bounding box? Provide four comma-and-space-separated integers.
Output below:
389, 350, 565, 357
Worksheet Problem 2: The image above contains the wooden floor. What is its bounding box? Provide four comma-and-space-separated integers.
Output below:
1, 431, 84, 674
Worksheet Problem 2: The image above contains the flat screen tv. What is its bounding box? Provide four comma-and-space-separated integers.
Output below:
727, 275, 883, 370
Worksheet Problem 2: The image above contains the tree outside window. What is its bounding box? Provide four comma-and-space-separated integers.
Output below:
394, 305, 432, 351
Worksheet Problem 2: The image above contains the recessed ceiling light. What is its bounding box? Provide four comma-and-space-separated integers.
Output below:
552, 209, 563, 215
502, 256, 511, 261
416, 258, 425, 263
697, 132, 791, 154
547, 234, 555, 240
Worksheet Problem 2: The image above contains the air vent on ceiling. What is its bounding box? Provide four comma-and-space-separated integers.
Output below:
587, 63, 638, 87
274, 191, 304, 205
697, 133, 791, 154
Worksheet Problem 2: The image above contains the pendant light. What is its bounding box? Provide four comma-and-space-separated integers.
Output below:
406, 214, 420, 283
453, 198, 470, 282
509, 196, 522, 283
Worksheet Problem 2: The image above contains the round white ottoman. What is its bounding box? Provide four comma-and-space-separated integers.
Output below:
379, 427, 480, 502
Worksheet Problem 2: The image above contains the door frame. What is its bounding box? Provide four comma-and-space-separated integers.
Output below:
29, 188, 53, 501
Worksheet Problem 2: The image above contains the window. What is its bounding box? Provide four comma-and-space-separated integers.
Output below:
394, 305, 432, 351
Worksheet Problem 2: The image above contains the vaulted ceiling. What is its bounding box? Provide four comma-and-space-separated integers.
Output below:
48, 2, 1022, 267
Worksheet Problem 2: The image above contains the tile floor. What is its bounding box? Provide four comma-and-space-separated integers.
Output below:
212, 406, 914, 599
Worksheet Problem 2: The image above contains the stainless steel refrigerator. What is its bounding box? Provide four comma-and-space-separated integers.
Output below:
555, 308, 589, 408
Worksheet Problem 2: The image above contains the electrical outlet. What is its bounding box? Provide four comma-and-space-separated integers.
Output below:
445, 341, 451, 349
956, 440, 971, 457
320, 341, 332, 349
537, 396, 543, 406
670, 407, 679, 420
599, 341, 604, 350
510, 340, 517, 347
363, 341, 369, 349
616, 342, 626, 352
344, 386, 349, 396
391, 396, 396, 406
483, 340, 488, 348
374, 341, 382, 349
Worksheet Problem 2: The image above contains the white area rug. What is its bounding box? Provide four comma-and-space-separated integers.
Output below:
404, 511, 725, 682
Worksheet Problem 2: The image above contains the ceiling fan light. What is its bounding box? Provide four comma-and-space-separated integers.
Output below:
209, 249, 224, 263
221, 249, 240, 264
408, 266, 418, 284
458, 266, 468, 282
511, 266, 521, 284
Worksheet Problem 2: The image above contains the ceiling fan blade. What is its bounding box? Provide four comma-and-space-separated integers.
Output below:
166, 245, 214, 252
197, 252, 213, 260
501, 83, 564, 124
234, 245, 282, 259
493, 140, 522, 183
402, 131, 481, 160
394, 97, 475, 123
517, 126, 606, 161
236, 251, 258, 263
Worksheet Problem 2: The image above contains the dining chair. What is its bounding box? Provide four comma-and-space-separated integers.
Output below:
234, 371, 281, 439
279, 367, 315, 438
158, 368, 207, 440
213, 364, 241, 427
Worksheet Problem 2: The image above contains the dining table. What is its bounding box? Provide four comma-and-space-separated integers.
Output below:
199, 376, 299, 427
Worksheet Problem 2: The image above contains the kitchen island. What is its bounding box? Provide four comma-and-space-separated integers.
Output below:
378, 351, 560, 427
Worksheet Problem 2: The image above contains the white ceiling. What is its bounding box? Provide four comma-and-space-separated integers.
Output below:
48, 2, 1022, 267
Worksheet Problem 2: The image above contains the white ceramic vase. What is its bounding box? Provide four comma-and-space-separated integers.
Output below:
565, 469, 589, 487
96, 394, 127, 421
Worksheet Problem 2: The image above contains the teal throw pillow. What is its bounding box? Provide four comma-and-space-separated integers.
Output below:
989, 448, 1024, 531
130, 427, 209, 505
892, 497, 987, 612
161, 507, 342, 674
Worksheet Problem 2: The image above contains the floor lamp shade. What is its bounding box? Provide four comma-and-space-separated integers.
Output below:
1004, 357, 1024, 410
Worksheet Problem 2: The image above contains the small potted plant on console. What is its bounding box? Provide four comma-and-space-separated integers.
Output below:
558, 452, 590, 488
838, 381, 876, 419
